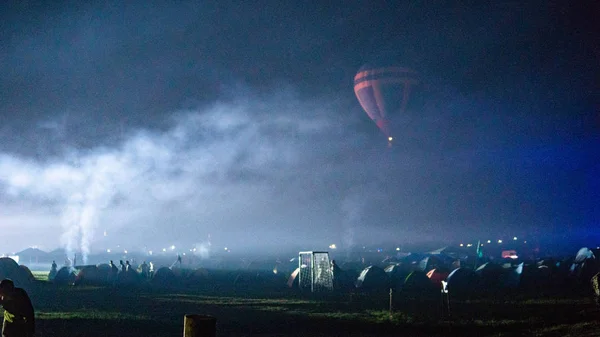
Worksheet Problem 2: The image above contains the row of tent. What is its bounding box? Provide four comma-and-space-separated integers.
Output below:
284, 247, 600, 296
49, 264, 288, 290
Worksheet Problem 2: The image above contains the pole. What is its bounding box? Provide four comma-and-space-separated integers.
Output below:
183, 315, 216, 337
389, 288, 393, 317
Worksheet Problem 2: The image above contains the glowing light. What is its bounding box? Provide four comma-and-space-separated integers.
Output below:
124, 250, 128, 254
148, 251, 153, 255
459, 243, 464, 247
513, 236, 517, 240
388, 136, 393, 142
487, 240, 491, 243
524, 241, 527, 244
170, 245, 175, 250
328, 244, 337, 249
162, 248, 166, 252
272, 268, 278, 274
103, 230, 108, 237
224, 247, 228, 250
193, 248, 197, 252
498, 239, 503, 243
106, 249, 111, 253
396, 247, 400, 251
467, 243, 472, 247
182, 253, 186, 256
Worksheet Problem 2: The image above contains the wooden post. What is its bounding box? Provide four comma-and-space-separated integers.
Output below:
389, 288, 393, 316
183, 314, 216, 337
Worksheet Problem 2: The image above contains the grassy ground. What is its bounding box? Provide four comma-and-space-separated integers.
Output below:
6, 275, 600, 337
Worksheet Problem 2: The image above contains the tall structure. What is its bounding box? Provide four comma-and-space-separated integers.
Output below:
298, 251, 334, 292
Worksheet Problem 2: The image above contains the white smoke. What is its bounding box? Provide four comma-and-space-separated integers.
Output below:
0, 94, 341, 257
193, 242, 211, 260
341, 192, 363, 254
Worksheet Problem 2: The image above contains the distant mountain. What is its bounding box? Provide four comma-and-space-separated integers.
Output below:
15, 247, 48, 257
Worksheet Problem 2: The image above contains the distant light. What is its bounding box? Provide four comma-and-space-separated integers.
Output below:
182, 253, 186, 256
388, 136, 393, 142
513, 237, 517, 240
459, 243, 464, 247
487, 240, 491, 243
481, 244, 484, 246
224, 247, 228, 251
396, 247, 400, 251
104, 230, 108, 237
189, 249, 193, 252
162, 248, 166, 252
170, 245, 175, 250
148, 251, 153, 255
524, 241, 527, 244
193, 248, 197, 252
328, 244, 337, 249
498, 240, 503, 243
377, 248, 383, 253
272, 268, 278, 274
467, 243, 472, 247
124, 250, 128, 254
106, 249, 111, 253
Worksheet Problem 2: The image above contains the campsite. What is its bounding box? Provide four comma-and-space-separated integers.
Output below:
2, 246, 600, 336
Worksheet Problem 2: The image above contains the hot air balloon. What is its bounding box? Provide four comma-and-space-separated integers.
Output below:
354, 63, 424, 146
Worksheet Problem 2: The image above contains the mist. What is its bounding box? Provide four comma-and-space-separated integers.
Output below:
0, 1, 597, 258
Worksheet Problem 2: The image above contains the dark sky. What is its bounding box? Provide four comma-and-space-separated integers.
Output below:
0, 1, 598, 256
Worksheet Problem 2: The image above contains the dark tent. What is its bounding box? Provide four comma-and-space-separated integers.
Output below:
119, 268, 143, 285
53, 266, 77, 284
151, 267, 177, 286
385, 263, 412, 290
418, 255, 446, 273
446, 268, 479, 297
185, 268, 210, 287
475, 262, 505, 288
402, 270, 435, 294
18, 265, 35, 283
356, 266, 389, 291
0, 259, 34, 287
502, 263, 523, 289
74, 265, 110, 285
0, 258, 21, 280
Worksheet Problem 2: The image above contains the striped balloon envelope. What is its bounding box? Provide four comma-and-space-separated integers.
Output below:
354, 64, 422, 145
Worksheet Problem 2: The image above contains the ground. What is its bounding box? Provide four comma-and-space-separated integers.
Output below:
5, 272, 599, 336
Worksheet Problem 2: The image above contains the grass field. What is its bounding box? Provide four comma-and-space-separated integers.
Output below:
5, 272, 600, 337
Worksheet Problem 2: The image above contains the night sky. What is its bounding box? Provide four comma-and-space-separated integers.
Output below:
0, 1, 598, 256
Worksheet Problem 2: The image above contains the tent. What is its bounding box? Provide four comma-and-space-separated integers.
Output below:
385, 263, 412, 290
426, 268, 450, 288
53, 266, 77, 284
475, 262, 505, 288
74, 265, 110, 285
418, 255, 446, 272
18, 265, 35, 283
287, 267, 300, 288
446, 268, 479, 297
355, 266, 389, 291
151, 267, 177, 286
0, 258, 35, 287
402, 270, 434, 294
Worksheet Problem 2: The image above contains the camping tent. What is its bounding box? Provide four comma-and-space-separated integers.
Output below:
356, 266, 389, 291
446, 268, 479, 297
151, 267, 177, 286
